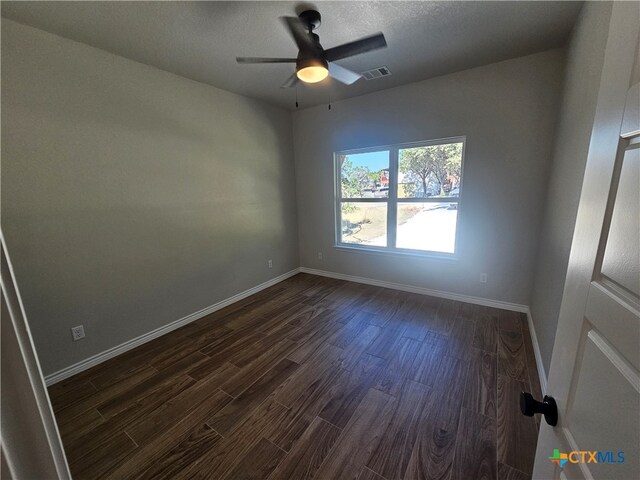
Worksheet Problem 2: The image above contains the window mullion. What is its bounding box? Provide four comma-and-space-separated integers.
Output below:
388, 148, 399, 249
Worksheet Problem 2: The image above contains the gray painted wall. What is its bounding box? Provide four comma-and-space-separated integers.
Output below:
293, 50, 564, 306
1, 19, 299, 375
529, 2, 612, 375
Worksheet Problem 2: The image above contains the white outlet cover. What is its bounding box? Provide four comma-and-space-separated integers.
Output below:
479, 273, 488, 283
71, 325, 85, 341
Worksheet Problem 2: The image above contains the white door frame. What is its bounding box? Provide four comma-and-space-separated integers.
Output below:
1, 231, 71, 479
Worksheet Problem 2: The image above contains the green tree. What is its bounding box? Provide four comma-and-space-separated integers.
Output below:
340, 156, 372, 197
399, 143, 463, 196
399, 147, 430, 197
427, 143, 462, 194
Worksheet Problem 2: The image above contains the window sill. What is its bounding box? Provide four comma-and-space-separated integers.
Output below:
334, 244, 459, 262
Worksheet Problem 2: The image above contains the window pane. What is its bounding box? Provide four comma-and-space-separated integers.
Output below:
398, 142, 463, 199
340, 202, 387, 247
339, 151, 389, 199
396, 202, 457, 253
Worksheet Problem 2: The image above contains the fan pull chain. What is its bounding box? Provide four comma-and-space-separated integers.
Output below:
295, 84, 299, 108
328, 89, 331, 110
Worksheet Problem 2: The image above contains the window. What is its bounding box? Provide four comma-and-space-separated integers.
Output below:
335, 137, 465, 256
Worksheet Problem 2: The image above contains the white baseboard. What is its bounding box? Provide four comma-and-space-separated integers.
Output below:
44, 268, 301, 386
525, 308, 548, 394
299, 267, 529, 313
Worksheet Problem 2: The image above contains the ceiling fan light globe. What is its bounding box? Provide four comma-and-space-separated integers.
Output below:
297, 65, 329, 83
296, 57, 329, 83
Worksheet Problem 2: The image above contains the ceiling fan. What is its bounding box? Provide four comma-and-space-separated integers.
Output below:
236, 9, 387, 88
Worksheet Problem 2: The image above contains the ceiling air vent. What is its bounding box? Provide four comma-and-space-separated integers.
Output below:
361, 66, 391, 80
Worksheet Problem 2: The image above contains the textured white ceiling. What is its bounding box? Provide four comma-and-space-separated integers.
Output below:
1, 1, 582, 110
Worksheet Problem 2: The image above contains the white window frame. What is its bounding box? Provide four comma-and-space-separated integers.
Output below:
334, 136, 466, 259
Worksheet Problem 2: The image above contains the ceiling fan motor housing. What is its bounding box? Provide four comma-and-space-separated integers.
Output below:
299, 10, 321, 31
296, 56, 328, 71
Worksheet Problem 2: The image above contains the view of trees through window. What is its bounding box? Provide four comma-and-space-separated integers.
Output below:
399, 143, 462, 198
337, 140, 464, 254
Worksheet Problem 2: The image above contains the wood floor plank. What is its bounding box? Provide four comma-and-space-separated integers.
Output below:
321, 283, 368, 314
126, 364, 236, 445
356, 466, 387, 480
219, 338, 297, 397
266, 363, 344, 452
287, 308, 343, 342
179, 398, 290, 479
69, 431, 137, 480
498, 462, 532, 480
404, 397, 460, 480
393, 293, 436, 341
453, 407, 497, 480
267, 416, 341, 480
444, 317, 475, 360
315, 388, 394, 480
497, 309, 522, 333
456, 302, 477, 321
473, 308, 498, 353
365, 325, 402, 360
497, 374, 538, 474
520, 314, 542, 429
209, 358, 299, 436
106, 389, 232, 479
57, 407, 105, 446
189, 331, 265, 380
85, 352, 164, 391
149, 325, 231, 370
287, 321, 345, 364
373, 337, 422, 396
48, 380, 97, 411
53, 366, 158, 425
318, 353, 386, 429
277, 343, 344, 407
366, 379, 431, 479
67, 374, 196, 457
50, 274, 540, 479
254, 299, 311, 333
359, 287, 403, 325
97, 351, 208, 419
411, 341, 445, 388
284, 304, 328, 329
463, 348, 497, 419
432, 355, 470, 409
226, 324, 297, 368
336, 324, 382, 372
134, 424, 222, 480
223, 437, 286, 480
498, 330, 528, 382
434, 298, 461, 335
199, 322, 265, 355
328, 310, 375, 349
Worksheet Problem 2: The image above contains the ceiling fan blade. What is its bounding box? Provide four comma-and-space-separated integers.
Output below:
328, 62, 362, 85
325, 33, 387, 62
281, 16, 319, 54
280, 72, 298, 89
236, 57, 297, 64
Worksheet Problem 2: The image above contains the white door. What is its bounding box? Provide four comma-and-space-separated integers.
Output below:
533, 2, 639, 479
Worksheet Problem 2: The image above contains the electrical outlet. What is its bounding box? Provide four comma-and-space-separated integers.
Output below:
318, 251, 323, 261
71, 325, 85, 341
479, 273, 488, 284
268, 259, 273, 269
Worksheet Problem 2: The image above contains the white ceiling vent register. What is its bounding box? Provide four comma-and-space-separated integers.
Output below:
361, 66, 391, 80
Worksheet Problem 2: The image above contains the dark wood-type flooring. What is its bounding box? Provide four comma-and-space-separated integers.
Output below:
49, 273, 542, 480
